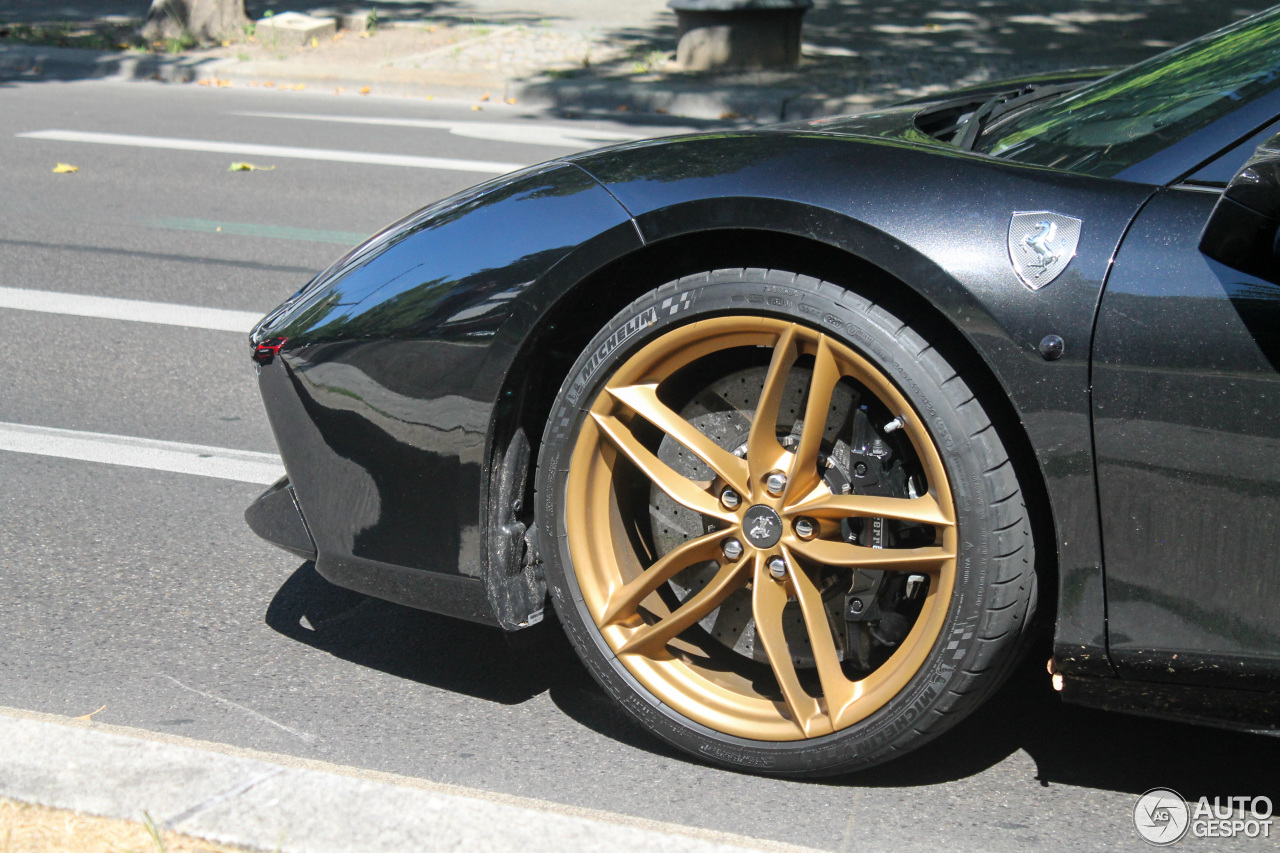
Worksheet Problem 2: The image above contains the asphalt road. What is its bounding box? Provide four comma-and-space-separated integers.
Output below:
1, 78, 1277, 853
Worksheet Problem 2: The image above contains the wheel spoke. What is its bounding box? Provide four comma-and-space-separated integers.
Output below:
788, 536, 952, 571
617, 558, 751, 654
782, 546, 856, 719
602, 531, 732, 625
752, 554, 831, 737
607, 383, 750, 497
746, 326, 798, 486
591, 413, 736, 522
784, 335, 842, 502
788, 489, 953, 527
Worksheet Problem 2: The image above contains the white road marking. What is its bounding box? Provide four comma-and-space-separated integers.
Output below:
233, 111, 652, 149
0, 286, 263, 332
17, 130, 527, 174
0, 422, 284, 484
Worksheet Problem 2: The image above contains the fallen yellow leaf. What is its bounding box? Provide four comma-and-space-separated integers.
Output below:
479, 91, 490, 101
216, 78, 232, 87
360, 86, 371, 95
505, 97, 517, 104
310, 36, 318, 47
264, 81, 275, 87
334, 87, 343, 94
75, 704, 106, 720
52, 163, 78, 173
197, 79, 212, 86
471, 104, 483, 111
228, 162, 275, 171
425, 94, 434, 100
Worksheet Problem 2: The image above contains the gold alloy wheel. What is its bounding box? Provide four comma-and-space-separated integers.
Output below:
566, 316, 958, 742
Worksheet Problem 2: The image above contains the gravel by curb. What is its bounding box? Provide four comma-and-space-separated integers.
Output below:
0, 707, 815, 853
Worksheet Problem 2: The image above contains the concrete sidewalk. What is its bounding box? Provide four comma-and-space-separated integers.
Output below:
0, 1, 1272, 120
0, 706, 813, 853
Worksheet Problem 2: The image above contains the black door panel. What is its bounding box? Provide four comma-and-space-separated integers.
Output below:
1093, 187, 1280, 689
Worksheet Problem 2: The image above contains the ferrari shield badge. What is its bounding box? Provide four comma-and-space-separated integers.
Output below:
1007, 211, 1082, 290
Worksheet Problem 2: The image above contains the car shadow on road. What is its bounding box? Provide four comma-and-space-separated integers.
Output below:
833, 646, 1280, 800
266, 561, 1280, 796
263, 561, 593, 706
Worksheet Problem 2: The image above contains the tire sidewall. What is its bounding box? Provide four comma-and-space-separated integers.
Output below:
537, 272, 997, 777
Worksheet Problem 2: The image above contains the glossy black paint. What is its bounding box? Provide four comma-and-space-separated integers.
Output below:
570, 132, 1152, 675
248, 69, 1280, 727
1094, 186, 1280, 690
244, 476, 316, 561
253, 162, 638, 624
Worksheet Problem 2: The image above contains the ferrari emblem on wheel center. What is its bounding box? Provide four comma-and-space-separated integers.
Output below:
742, 505, 783, 549
1007, 211, 1082, 290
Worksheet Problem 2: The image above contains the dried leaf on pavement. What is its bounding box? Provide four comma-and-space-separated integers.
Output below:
52, 163, 78, 173
228, 162, 275, 172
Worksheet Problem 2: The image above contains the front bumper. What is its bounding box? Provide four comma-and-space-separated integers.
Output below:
245, 476, 317, 562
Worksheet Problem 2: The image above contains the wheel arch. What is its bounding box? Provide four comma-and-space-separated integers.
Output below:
485, 221, 1058, 636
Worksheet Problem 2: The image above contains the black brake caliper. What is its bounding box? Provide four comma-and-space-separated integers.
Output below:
840, 407, 915, 668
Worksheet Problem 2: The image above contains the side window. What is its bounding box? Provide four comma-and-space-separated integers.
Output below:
1184, 118, 1280, 185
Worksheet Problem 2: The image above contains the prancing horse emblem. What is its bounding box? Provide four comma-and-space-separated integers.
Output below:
1008, 211, 1082, 290
749, 515, 776, 541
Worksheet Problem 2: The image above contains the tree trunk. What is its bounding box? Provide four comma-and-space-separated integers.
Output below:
141, 0, 249, 43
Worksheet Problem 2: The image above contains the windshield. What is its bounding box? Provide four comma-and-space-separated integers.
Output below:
975, 8, 1280, 177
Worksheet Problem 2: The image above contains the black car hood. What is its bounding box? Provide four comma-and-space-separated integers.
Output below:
767, 66, 1115, 151
775, 103, 945, 148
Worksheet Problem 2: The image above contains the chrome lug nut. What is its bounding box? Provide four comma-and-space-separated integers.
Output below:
765, 471, 788, 496
767, 556, 787, 580
722, 539, 744, 561
720, 487, 741, 509
794, 517, 818, 540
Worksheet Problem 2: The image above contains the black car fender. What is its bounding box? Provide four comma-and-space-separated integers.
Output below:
507, 133, 1158, 674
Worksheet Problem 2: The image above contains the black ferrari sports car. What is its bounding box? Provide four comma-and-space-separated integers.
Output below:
245, 8, 1280, 776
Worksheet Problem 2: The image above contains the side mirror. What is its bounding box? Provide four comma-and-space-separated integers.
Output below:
1200, 133, 1280, 283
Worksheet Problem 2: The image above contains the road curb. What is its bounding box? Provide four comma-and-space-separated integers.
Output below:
0, 707, 814, 853
0, 41, 871, 121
